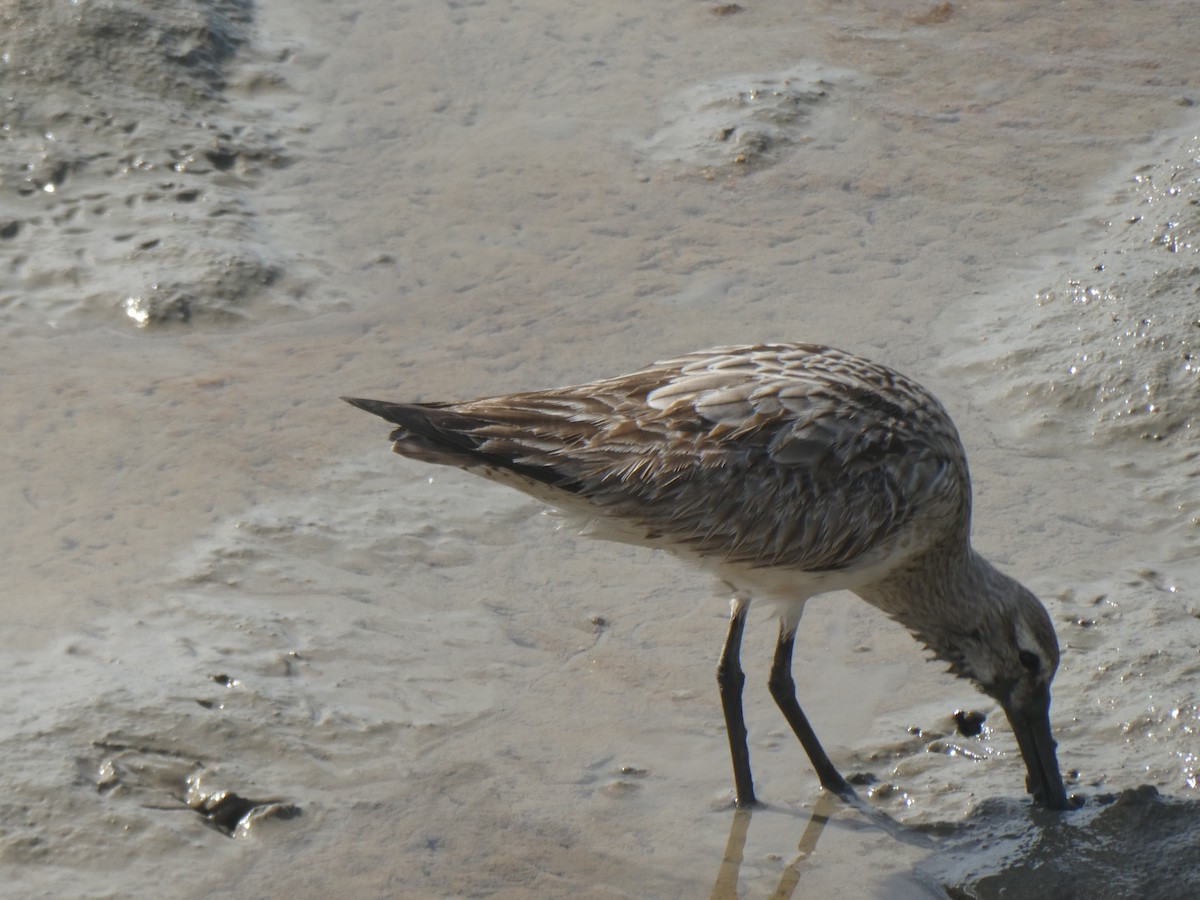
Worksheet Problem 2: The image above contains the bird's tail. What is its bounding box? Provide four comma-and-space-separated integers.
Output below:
341, 396, 571, 494
341, 396, 491, 467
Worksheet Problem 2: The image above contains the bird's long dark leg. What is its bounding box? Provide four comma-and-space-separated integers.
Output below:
768, 621, 852, 798
716, 596, 757, 807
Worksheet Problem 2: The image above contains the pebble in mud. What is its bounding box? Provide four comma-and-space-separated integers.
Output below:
598, 765, 649, 798
87, 739, 298, 836
953, 710, 987, 738
186, 770, 300, 838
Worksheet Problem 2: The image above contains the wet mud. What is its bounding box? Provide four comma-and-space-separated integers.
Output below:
2, 0, 1199, 897
0, 0, 306, 329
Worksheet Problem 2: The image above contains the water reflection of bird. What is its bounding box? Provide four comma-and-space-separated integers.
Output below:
345, 343, 1070, 810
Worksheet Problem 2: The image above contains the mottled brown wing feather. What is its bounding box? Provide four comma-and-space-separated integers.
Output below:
345, 344, 968, 573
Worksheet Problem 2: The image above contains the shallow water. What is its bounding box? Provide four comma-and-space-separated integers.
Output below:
2, 0, 1199, 897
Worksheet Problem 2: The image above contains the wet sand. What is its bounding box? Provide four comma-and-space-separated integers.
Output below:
2, 0, 1199, 897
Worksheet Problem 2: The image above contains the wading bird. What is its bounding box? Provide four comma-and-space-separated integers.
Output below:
344, 343, 1070, 810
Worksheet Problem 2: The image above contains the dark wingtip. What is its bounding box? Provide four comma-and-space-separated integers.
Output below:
341, 396, 397, 420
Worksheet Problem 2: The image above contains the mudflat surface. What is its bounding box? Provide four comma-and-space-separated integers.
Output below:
2, 1, 1199, 897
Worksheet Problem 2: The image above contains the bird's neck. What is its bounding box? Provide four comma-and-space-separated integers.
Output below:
859, 538, 995, 637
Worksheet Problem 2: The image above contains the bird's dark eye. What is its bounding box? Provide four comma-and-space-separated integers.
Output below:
1018, 650, 1040, 674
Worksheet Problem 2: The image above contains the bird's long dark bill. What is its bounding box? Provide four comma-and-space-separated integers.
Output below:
1004, 697, 1070, 810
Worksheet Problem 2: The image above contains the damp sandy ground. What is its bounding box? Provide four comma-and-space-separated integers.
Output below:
2, 0, 1199, 897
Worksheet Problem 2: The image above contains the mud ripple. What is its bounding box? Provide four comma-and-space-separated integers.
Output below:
637, 64, 865, 175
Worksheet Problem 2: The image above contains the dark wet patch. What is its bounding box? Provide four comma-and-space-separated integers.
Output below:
88, 739, 299, 838
929, 786, 1200, 899
186, 771, 301, 837
953, 709, 986, 737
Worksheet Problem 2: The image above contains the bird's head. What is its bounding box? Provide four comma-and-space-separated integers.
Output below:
935, 577, 1071, 811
